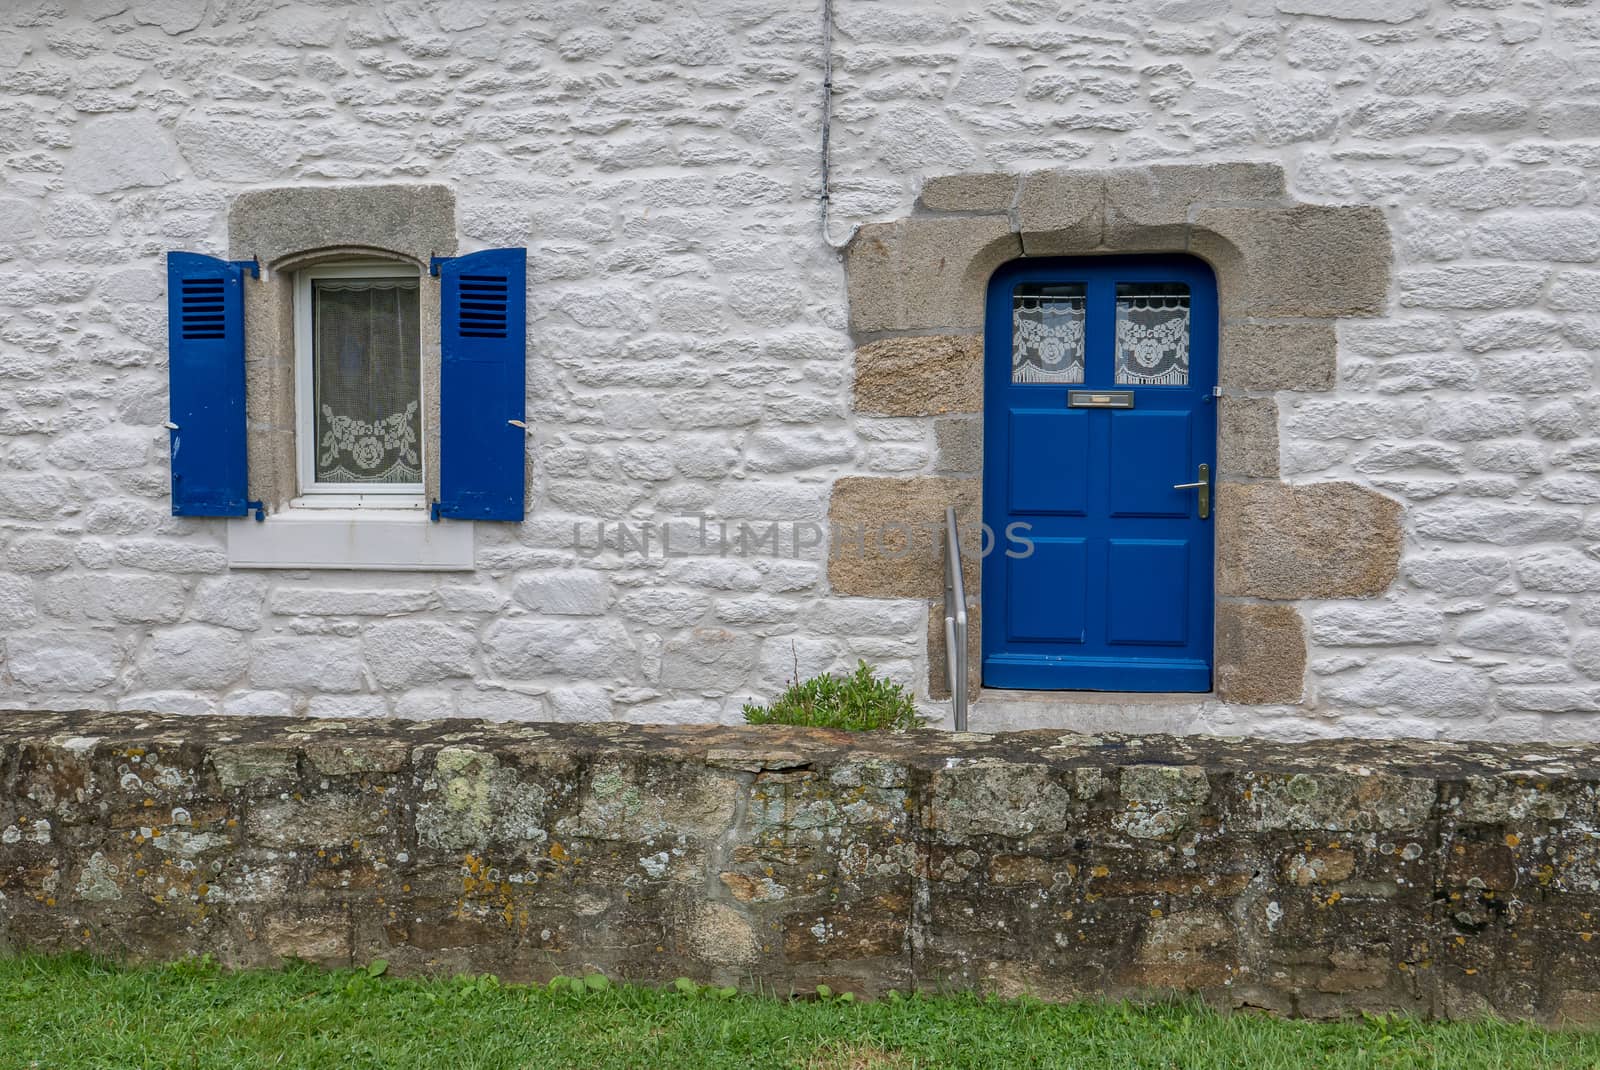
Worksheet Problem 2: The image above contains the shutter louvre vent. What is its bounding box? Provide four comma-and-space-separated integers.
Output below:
179, 276, 227, 339
457, 274, 508, 338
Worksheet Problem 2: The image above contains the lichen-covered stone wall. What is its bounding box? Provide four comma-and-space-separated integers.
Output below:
3, 711, 1599, 1023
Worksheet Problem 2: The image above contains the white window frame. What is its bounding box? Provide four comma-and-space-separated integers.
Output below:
292, 260, 426, 507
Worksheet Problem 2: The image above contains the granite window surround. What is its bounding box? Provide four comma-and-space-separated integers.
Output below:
226, 184, 457, 512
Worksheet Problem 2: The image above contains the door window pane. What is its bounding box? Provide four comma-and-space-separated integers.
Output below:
1012, 283, 1086, 383
1115, 282, 1189, 386
313, 277, 422, 485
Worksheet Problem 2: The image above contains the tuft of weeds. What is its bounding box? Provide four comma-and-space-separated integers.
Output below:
742, 659, 923, 732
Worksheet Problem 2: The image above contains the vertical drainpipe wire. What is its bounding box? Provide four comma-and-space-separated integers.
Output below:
820, 0, 850, 250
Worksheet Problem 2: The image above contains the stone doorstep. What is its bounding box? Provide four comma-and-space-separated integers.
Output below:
3, 711, 1600, 1022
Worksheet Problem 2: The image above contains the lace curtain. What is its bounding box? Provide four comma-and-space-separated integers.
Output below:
1114, 286, 1190, 386
313, 278, 422, 485
1012, 286, 1086, 383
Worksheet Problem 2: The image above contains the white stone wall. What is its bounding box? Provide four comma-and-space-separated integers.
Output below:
3, 0, 1600, 741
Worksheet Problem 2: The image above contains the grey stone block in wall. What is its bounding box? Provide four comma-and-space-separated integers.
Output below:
1103, 162, 1286, 251
853, 335, 982, 416
1217, 481, 1402, 599
844, 216, 1020, 334
1219, 396, 1279, 479
1191, 204, 1391, 318
1221, 321, 1337, 393
917, 172, 1018, 214
1016, 169, 1103, 254
1215, 602, 1305, 704
228, 184, 457, 266
934, 417, 983, 474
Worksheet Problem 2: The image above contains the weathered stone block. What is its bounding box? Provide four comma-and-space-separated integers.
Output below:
1216, 602, 1305, 704
5, 632, 121, 692
927, 762, 1072, 841
1104, 162, 1286, 250
65, 113, 180, 194
1317, 658, 1491, 715
659, 628, 758, 694
1191, 205, 1391, 318
1219, 396, 1279, 478
228, 184, 457, 267
1216, 481, 1402, 599
1016, 169, 1102, 253
136, 626, 249, 690
934, 416, 982, 473
827, 477, 980, 599
852, 335, 982, 416
1222, 320, 1337, 392
1311, 603, 1445, 646
917, 172, 1018, 213
249, 637, 365, 693
483, 619, 638, 678
845, 216, 1020, 334
363, 621, 476, 688
511, 572, 610, 616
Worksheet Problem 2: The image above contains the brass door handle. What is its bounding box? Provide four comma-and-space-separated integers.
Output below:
1173, 463, 1211, 519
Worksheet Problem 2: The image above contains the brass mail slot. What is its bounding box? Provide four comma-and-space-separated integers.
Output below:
1068, 390, 1135, 409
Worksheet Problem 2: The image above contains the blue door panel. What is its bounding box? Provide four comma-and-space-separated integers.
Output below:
1009, 410, 1088, 516
1108, 411, 1191, 518
1106, 539, 1189, 646
981, 255, 1217, 694
1008, 538, 1086, 643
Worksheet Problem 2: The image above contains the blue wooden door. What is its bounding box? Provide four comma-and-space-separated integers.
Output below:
981, 256, 1217, 692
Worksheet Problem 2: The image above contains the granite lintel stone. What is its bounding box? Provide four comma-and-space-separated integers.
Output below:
1016, 168, 1103, 254
1103, 162, 1287, 250
228, 184, 457, 268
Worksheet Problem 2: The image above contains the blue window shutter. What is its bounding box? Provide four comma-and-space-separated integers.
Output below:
434, 247, 527, 522
167, 251, 252, 517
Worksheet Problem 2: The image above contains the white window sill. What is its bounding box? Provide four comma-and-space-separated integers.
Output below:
226, 507, 474, 571
287, 494, 428, 511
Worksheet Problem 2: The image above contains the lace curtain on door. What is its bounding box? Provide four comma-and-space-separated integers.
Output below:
313, 278, 422, 485
1012, 283, 1086, 383
1114, 283, 1190, 386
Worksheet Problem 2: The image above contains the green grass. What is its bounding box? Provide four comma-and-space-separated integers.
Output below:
0, 954, 1596, 1069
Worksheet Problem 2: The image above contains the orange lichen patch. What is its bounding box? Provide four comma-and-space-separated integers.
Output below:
1505, 834, 1521, 848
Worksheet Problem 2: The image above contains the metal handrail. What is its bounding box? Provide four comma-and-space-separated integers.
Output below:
942, 506, 969, 732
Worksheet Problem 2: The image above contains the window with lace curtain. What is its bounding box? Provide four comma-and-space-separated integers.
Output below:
293, 261, 424, 503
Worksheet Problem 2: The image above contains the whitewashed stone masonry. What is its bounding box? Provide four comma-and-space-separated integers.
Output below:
2, 0, 1600, 741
